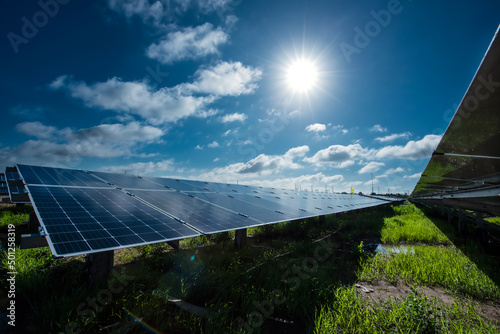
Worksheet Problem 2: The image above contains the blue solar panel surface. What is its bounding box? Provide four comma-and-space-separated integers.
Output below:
142, 176, 209, 192
17, 164, 109, 187
91, 171, 168, 190
130, 190, 261, 233
6, 171, 21, 181
15, 164, 395, 257
28, 186, 200, 256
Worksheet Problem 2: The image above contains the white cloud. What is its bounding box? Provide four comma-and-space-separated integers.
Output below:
344, 181, 363, 188
375, 132, 411, 143
358, 161, 385, 174
370, 124, 387, 132
108, 0, 238, 27
376, 134, 441, 160
16, 122, 57, 139
207, 140, 220, 148
221, 112, 247, 123
404, 173, 422, 179
197, 145, 309, 179
223, 129, 238, 136
332, 124, 348, 135
384, 167, 406, 175
364, 178, 380, 186
50, 62, 261, 125
50, 75, 212, 125
2, 121, 164, 167
98, 159, 175, 174
108, 0, 166, 26
284, 145, 309, 159
195, 144, 203, 150
304, 144, 374, 164
146, 23, 229, 63
305, 123, 326, 132
187, 61, 262, 96
242, 173, 344, 190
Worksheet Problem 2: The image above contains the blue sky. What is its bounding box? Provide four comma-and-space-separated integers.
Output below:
1, 0, 499, 194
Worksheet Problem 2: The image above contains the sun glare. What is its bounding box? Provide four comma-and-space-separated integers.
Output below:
286, 59, 318, 93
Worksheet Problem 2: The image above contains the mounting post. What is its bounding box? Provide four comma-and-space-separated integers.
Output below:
457, 211, 465, 235
167, 240, 180, 250
28, 211, 39, 229
234, 228, 247, 249
87, 250, 114, 282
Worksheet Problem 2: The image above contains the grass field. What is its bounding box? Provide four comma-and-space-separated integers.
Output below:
0, 202, 498, 333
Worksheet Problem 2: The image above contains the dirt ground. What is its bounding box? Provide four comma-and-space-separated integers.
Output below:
355, 280, 500, 329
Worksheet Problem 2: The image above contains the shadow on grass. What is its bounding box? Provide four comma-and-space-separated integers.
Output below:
3, 204, 393, 334
163, 205, 392, 333
420, 206, 500, 298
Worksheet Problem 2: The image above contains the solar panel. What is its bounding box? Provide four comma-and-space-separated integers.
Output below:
5, 171, 21, 182
0, 173, 5, 182
90, 171, 169, 190
14, 163, 396, 257
411, 25, 500, 215
142, 176, 209, 192
0, 184, 8, 196
27, 185, 201, 257
17, 164, 110, 187
129, 190, 263, 233
7, 184, 30, 203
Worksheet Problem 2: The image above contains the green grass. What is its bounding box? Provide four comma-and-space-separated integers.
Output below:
313, 286, 498, 334
1, 203, 498, 333
381, 203, 453, 245
357, 245, 500, 301
0, 207, 30, 227
485, 217, 500, 225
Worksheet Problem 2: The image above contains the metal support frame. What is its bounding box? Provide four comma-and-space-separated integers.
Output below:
167, 239, 180, 250
411, 200, 498, 248
86, 250, 114, 282
234, 228, 247, 249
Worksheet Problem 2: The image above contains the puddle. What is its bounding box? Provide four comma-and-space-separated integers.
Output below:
374, 244, 414, 255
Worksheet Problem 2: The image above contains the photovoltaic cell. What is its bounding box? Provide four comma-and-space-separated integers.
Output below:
15, 163, 396, 257
17, 164, 109, 187
91, 171, 168, 190
142, 176, 208, 192
5, 171, 21, 182
130, 190, 261, 233
27, 185, 200, 257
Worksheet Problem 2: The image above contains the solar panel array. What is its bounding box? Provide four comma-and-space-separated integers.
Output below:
2, 169, 29, 203
16, 164, 394, 257
411, 25, 500, 216
0, 173, 7, 196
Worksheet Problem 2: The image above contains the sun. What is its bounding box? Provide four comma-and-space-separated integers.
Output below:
286, 59, 318, 93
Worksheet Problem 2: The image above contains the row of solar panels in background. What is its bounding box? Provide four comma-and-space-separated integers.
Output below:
0, 171, 30, 203
17, 164, 394, 257
18, 164, 351, 199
